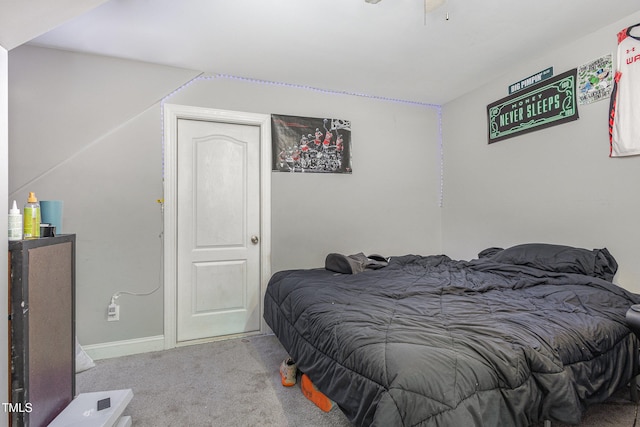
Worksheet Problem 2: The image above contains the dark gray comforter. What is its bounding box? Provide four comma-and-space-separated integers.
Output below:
264, 250, 640, 426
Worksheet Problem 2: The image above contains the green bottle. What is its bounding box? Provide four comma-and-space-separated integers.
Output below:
23, 192, 41, 239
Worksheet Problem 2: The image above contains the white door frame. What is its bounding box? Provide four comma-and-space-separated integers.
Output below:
163, 104, 271, 349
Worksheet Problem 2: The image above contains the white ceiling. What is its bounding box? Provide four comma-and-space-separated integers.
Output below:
0, 0, 109, 51
20, 0, 640, 104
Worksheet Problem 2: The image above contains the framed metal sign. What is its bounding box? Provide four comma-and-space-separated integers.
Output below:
487, 68, 579, 144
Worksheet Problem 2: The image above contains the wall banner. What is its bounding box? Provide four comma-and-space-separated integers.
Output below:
508, 67, 554, 94
271, 114, 352, 173
487, 68, 579, 144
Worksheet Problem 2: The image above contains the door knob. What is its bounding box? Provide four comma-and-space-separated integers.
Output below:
251, 235, 259, 244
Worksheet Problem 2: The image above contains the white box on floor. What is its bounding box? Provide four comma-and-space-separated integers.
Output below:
48, 389, 133, 427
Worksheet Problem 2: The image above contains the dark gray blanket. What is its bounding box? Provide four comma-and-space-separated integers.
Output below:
264, 252, 640, 426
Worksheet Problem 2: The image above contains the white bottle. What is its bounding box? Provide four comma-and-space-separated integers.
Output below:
8, 200, 22, 241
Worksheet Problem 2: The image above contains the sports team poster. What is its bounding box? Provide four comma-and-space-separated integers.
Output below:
271, 114, 352, 173
578, 54, 613, 105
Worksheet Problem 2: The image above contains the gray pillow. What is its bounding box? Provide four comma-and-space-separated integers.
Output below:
483, 243, 618, 282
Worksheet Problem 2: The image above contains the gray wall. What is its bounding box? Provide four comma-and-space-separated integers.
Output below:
442, 11, 640, 293
8, 46, 442, 346
1, 46, 9, 426
166, 78, 443, 273
9, 46, 200, 345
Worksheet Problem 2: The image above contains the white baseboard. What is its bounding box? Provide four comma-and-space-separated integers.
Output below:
83, 335, 165, 360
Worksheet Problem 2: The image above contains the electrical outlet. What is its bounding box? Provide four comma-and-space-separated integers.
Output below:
107, 303, 120, 322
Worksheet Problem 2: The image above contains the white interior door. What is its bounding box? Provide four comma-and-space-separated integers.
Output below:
176, 117, 261, 342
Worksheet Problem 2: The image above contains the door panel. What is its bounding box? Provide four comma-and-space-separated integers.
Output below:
176, 118, 260, 342
193, 261, 246, 313
194, 136, 245, 247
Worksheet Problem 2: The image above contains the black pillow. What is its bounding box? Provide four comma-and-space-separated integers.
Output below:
485, 243, 618, 281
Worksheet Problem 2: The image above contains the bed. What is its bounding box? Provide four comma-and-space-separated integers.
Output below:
263, 243, 640, 426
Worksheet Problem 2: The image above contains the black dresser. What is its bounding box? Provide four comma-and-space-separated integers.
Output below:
8, 235, 76, 427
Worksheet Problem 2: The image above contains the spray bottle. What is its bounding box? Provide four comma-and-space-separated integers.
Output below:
8, 200, 22, 241
23, 192, 41, 239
